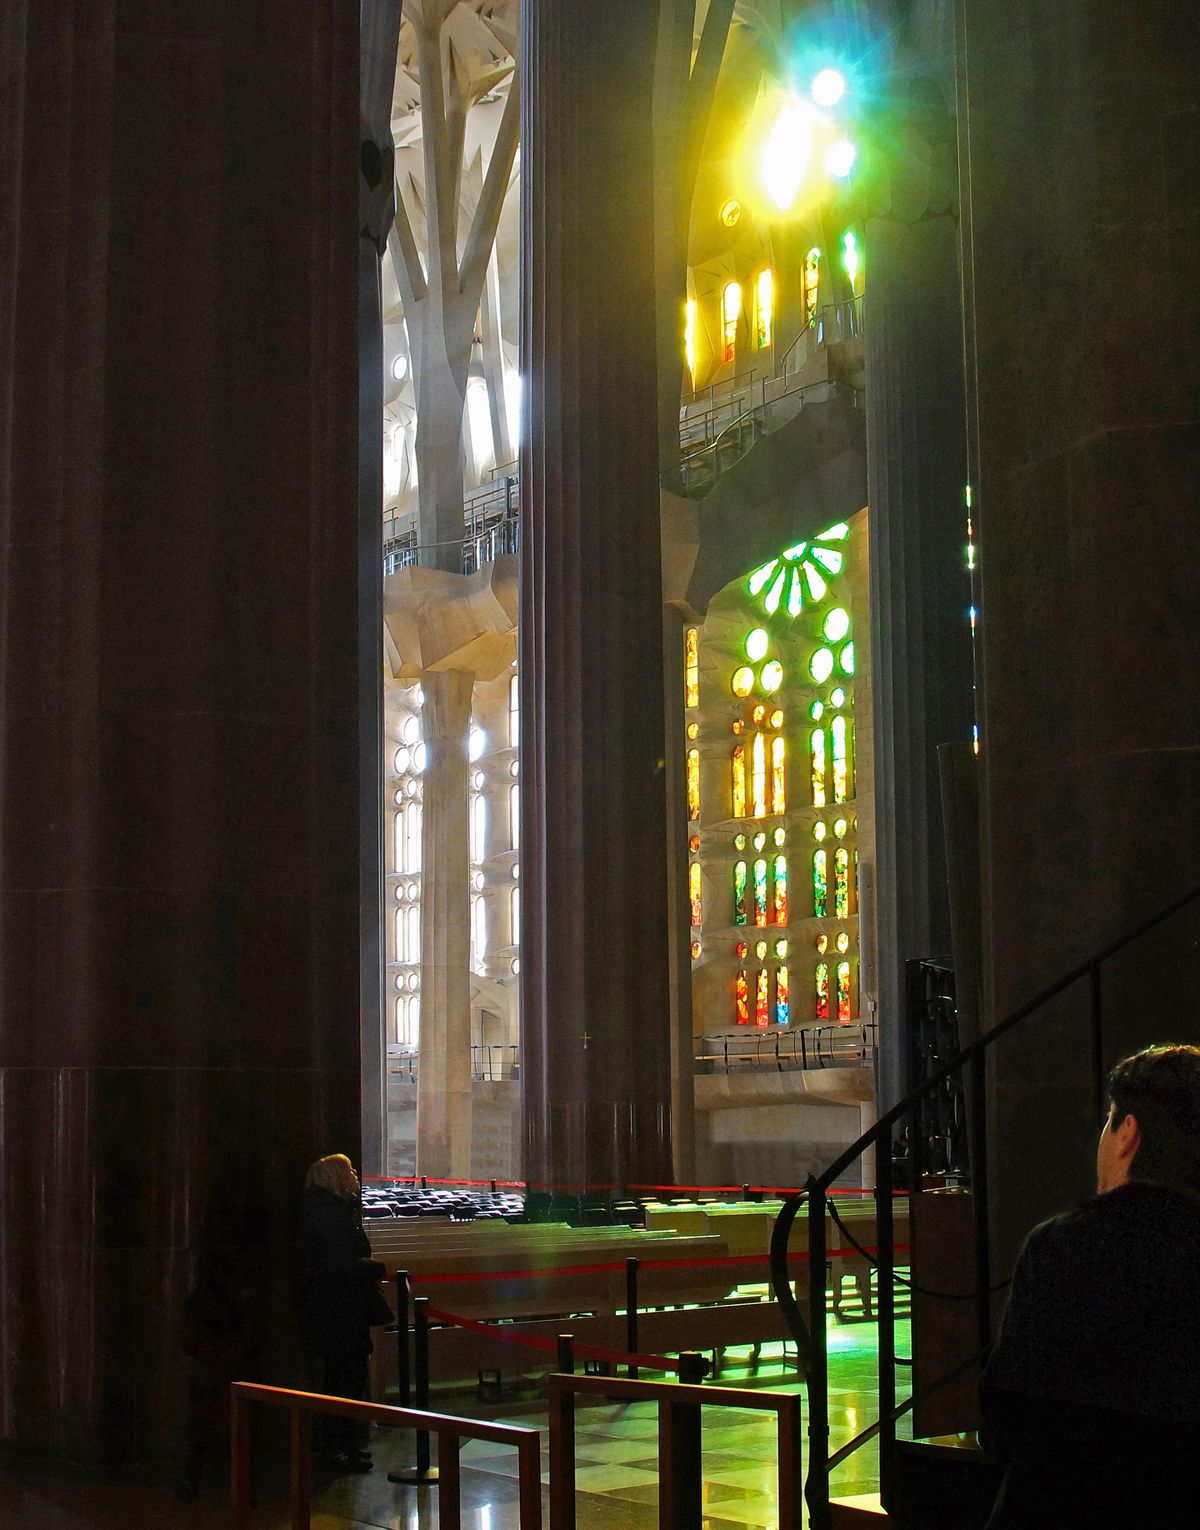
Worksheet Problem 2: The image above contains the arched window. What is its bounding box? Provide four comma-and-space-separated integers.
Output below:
684, 627, 700, 708
813, 849, 828, 918
775, 966, 790, 1025
470, 793, 487, 862
733, 860, 748, 925
834, 847, 850, 919
686, 749, 701, 821
685, 298, 698, 384
753, 858, 768, 927
731, 744, 747, 818
392, 810, 404, 874
811, 728, 826, 806
509, 782, 520, 851
755, 268, 773, 348
508, 672, 519, 747
689, 861, 703, 927
394, 906, 404, 962
721, 280, 741, 363
815, 961, 830, 1021
803, 247, 821, 326
751, 733, 767, 818
773, 855, 788, 925
406, 904, 420, 964
755, 968, 769, 1027
405, 804, 422, 873
770, 736, 786, 813
735, 969, 749, 1025
405, 994, 420, 1046
510, 885, 520, 946
471, 896, 487, 968
836, 961, 853, 1022
832, 716, 851, 803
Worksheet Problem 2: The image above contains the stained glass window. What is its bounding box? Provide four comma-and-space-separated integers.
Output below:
756, 968, 770, 1027
685, 628, 700, 708
813, 849, 828, 917
811, 729, 827, 806
804, 247, 821, 326
840, 641, 855, 675
835, 847, 850, 918
753, 858, 768, 927
816, 961, 830, 1020
731, 744, 747, 818
761, 660, 783, 693
689, 861, 702, 926
736, 969, 750, 1025
732, 666, 754, 698
771, 736, 786, 813
690, 939, 702, 959
509, 672, 520, 747
733, 861, 748, 925
687, 748, 701, 821
832, 716, 850, 803
746, 628, 769, 662
722, 281, 741, 363
755, 268, 773, 348
775, 966, 790, 1026
810, 648, 834, 683
510, 783, 520, 851
773, 854, 788, 925
751, 733, 767, 818
837, 961, 852, 1022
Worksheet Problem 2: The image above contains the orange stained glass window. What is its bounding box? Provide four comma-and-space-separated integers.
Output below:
775, 965, 790, 1025
835, 847, 850, 918
751, 733, 767, 817
773, 854, 788, 925
687, 748, 700, 821
815, 961, 830, 1020
689, 861, 702, 926
811, 728, 827, 806
685, 627, 700, 708
832, 715, 852, 803
736, 969, 750, 1025
771, 735, 786, 813
837, 960, 852, 1022
755, 268, 773, 349
731, 743, 747, 818
755, 968, 770, 1027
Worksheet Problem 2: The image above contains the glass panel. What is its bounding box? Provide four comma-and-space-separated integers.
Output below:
736, 969, 750, 1025
689, 861, 702, 927
510, 885, 520, 946
731, 744, 747, 819
755, 968, 770, 1027
755, 267, 773, 348
407, 905, 420, 963
685, 627, 700, 708
813, 849, 828, 917
753, 858, 768, 927
470, 794, 487, 862
392, 810, 404, 874
751, 733, 767, 817
733, 860, 748, 925
406, 803, 422, 873
722, 280, 741, 362
773, 854, 788, 926
811, 729, 826, 806
837, 960, 852, 1022
775, 965, 790, 1026
686, 748, 701, 821
815, 961, 830, 1021
771, 735, 786, 813
835, 847, 850, 918
509, 672, 519, 747
510, 782, 520, 851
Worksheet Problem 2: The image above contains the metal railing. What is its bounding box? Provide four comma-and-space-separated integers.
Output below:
778, 294, 863, 379
386, 1043, 520, 1083
678, 375, 858, 494
769, 880, 1200, 1529
696, 1020, 877, 1074
230, 1381, 542, 1530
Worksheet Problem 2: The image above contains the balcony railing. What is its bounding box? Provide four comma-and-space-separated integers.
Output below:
695, 1019, 877, 1074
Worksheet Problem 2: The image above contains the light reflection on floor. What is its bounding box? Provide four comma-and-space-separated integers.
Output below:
0, 1319, 910, 1529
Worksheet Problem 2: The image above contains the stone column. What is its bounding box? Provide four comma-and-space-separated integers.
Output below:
0, 3, 360, 1459
416, 668, 474, 1177
519, 0, 674, 1189
865, 215, 976, 1113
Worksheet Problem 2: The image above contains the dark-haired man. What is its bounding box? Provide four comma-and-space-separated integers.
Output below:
982, 1044, 1200, 1528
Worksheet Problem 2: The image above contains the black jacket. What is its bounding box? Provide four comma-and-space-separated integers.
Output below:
296, 1189, 386, 1358
982, 1181, 1200, 1527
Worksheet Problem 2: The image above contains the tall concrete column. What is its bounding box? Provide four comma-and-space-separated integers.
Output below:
865, 215, 976, 1113
416, 668, 474, 1177
0, 3, 360, 1458
519, 0, 674, 1189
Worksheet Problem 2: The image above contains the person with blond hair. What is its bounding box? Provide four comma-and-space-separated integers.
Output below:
297, 1154, 390, 1472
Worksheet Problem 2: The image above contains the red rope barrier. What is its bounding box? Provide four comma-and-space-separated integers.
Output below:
404, 1244, 911, 1286
422, 1302, 683, 1373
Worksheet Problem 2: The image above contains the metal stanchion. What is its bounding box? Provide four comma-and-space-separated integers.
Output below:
388, 1296, 439, 1484
625, 1258, 639, 1379
394, 1270, 410, 1407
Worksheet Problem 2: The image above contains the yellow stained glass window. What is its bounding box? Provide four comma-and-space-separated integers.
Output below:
832, 715, 852, 802
771, 736, 786, 813
751, 733, 767, 817
736, 969, 749, 1025
722, 280, 741, 363
837, 961, 852, 1022
755, 268, 773, 348
835, 847, 850, 918
811, 728, 826, 806
755, 968, 770, 1027
685, 299, 697, 383
732, 743, 747, 818
686, 748, 701, 821
685, 627, 700, 708
689, 861, 702, 926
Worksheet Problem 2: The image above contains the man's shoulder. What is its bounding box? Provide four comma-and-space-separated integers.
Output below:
1020, 1182, 1200, 1271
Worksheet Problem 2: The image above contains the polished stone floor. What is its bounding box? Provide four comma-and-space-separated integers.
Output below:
1, 1321, 909, 1528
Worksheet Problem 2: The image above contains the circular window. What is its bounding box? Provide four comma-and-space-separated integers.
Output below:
753, 831, 767, 851
689, 835, 701, 853
761, 661, 784, 693
755, 940, 768, 960
745, 627, 769, 662
733, 833, 747, 851
813, 821, 827, 841
774, 938, 788, 959
720, 198, 741, 227
830, 687, 846, 709
773, 826, 786, 846
509, 759, 519, 778
735, 941, 748, 959
836, 932, 850, 953
690, 941, 702, 960
834, 818, 848, 839
686, 721, 699, 740
402, 716, 420, 745
413, 742, 428, 774
393, 747, 410, 774
810, 700, 824, 721
469, 727, 487, 762
823, 607, 851, 643
752, 703, 767, 725
731, 666, 754, 698
511, 863, 520, 881
840, 641, 856, 675
816, 934, 829, 954
510, 957, 520, 976
769, 708, 785, 729
810, 648, 834, 683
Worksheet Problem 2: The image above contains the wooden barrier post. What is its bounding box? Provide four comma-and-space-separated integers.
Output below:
438, 1429, 461, 1527
625, 1257, 639, 1379
548, 1366, 576, 1530
230, 1386, 251, 1530
289, 1406, 311, 1530
776, 1391, 803, 1530
394, 1269, 410, 1406
659, 1353, 707, 1530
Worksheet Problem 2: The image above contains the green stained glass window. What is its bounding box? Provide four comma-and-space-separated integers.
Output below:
746, 627, 769, 661
813, 849, 828, 917
733, 860, 748, 924
815, 961, 830, 1020
746, 522, 850, 621
810, 648, 834, 683
823, 607, 850, 642
775, 966, 790, 1026
753, 858, 768, 927
773, 854, 788, 925
840, 641, 855, 675
810, 700, 824, 721
834, 847, 850, 918
836, 960, 852, 1022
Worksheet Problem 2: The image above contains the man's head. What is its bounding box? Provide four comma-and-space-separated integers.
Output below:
1097, 1045, 1200, 1195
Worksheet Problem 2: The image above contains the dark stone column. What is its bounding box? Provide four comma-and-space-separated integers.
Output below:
0, 3, 361, 1458
961, 1, 1200, 1267
864, 216, 976, 1112
519, 0, 674, 1189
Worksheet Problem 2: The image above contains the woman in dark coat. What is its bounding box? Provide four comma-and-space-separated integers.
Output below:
297, 1154, 389, 1471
